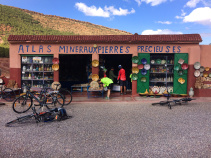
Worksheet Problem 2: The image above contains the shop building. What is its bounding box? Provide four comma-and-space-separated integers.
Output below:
8, 34, 211, 97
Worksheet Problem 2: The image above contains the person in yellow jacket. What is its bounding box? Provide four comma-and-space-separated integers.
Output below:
100, 77, 113, 100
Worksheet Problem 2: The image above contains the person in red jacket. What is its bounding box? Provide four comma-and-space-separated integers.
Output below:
117, 65, 127, 95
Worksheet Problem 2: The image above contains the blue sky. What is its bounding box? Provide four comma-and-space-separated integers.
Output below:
1, 0, 211, 44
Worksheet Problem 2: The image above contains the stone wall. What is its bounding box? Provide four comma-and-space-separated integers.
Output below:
0, 58, 10, 78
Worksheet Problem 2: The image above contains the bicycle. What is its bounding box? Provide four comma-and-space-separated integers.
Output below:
50, 83, 72, 105
6, 105, 70, 127
12, 85, 65, 114
0, 76, 16, 102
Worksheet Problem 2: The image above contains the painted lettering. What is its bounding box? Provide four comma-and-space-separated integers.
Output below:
98, 46, 102, 53
66, 46, 68, 53
120, 46, 123, 53
26, 45, 29, 52
32, 45, 36, 52
59, 46, 65, 53
109, 46, 113, 53
76, 46, 78, 53
47, 45, 51, 53
166, 46, 170, 53
105, 46, 108, 53
125, 46, 130, 53
69, 46, 74, 52
173, 46, 176, 53
18, 45, 24, 53
84, 46, 88, 53
177, 46, 181, 53
148, 46, 152, 52
114, 46, 118, 53
88, 47, 93, 53
39, 45, 43, 53
79, 46, 83, 53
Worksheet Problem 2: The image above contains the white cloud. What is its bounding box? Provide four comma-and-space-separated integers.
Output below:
141, 29, 183, 35
137, 0, 167, 6
135, 0, 141, 6
157, 21, 172, 24
175, 10, 187, 19
185, 0, 201, 8
183, 7, 211, 26
75, 2, 135, 17
75, 3, 109, 17
105, 6, 135, 16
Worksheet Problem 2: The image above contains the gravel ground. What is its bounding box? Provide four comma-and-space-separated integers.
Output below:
0, 101, 211, 158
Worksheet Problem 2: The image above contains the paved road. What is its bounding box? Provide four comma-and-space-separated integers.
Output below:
0, 101, 211, 158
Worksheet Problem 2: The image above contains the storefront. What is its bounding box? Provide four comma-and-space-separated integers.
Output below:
8, 34, 211, 97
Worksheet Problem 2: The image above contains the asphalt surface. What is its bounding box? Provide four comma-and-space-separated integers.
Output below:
0, 101, 211, 158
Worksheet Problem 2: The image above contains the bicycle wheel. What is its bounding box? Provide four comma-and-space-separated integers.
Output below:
5, 114, 35, 127
45, 92, 64, 109
13, 95, 33, 113
3, 88, 16, 102
59, 88, 72, 105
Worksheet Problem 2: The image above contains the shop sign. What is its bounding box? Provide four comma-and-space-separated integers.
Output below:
17, 45, 181, 54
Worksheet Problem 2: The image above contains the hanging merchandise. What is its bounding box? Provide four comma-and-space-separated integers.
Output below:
52, 58, 59, 64
174, 65, 180, 71
199, 66, 205, 72
178, 58, 185, 64
178, 70, 184, 76
137, 64, 144, 69
155, 59, 161, 64
131, 73, 138, 80
205, 67, 210, 71
52, 64, 59, 71
150, 60, 155, 64
140, 77, 147, 82
141, 58, 147, 64
144, 64, 150, 70
141, 69, 147, 75
92, 60, 99, 67
181, 63, 188, 70
194, 62, 200, 69
132, 56, 139, 64
132, 67, 139, 74
92, 74, 99, 81
203, 73, 208, 77
178, 78, 185, 84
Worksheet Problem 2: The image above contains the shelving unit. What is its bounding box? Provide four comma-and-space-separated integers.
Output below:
21, 56, 54, 88
149, 54, 174, 93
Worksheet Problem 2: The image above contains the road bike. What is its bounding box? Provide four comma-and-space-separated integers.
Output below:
12, 85, 65, 113
49, 83, 72, 105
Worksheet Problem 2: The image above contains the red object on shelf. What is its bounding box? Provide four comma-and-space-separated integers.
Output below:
181, 63, 188, 70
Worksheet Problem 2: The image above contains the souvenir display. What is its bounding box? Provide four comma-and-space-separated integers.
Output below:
205, 67, 210, 71
203, 73, 208, 77
178, 70, 184, 76
141, 69, 147, 75
200, 72, 203, 77
51, 81, 61, 90
178, 58, 184, 64
92, 74, 99, 81
174, 65, 179, 71
140, 77, 147, 82
156, 59, 161, 64
194, 62, 200, 69
132, 56, 139, 64
167, 87, 173, 93
141, 58, 147, 64
144, 64, 150, 70
52, 64, 59, 71
137, 64, 144, 69
132, 67, 139, 74
151, 60, 155, 64
159, 87, 166, 94
90, 81, 99, 89
209, 73, 211, 77
52, 58, 59, 64
131, 73, 138, 80
92, 60, 99, 67
178, 78, 185, 84
152, 86, 160, 93
161, 60, 166, 64
194, 70, 200, 77
181, 63, 188, 70
199, 66, 205, 72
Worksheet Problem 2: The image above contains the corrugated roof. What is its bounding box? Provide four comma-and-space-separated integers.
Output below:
8, 34, 202, 44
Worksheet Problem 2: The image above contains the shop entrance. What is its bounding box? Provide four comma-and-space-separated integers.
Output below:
59, 54, 92, 89
99, 54, 132, 90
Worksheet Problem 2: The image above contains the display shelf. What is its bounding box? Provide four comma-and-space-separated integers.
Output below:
21, 56, 54, 87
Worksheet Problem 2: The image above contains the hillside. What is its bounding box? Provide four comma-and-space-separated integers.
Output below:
0, 4, 132, 57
